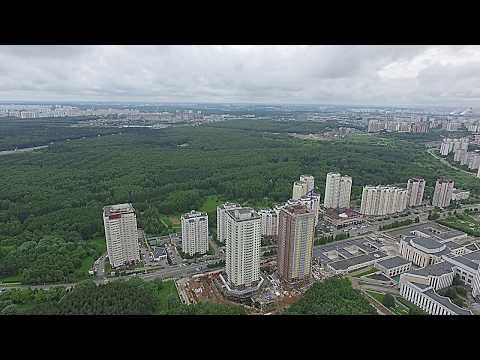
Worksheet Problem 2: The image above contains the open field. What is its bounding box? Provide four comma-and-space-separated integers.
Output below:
364, 290, 410, 315
200, 195, 224, 213
438, 213, 480, 236
350, 266, 378, 278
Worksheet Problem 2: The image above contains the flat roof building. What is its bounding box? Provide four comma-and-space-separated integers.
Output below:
375, 256, 412, 278
323, 172, 352, 210
432, 178, 454, 208
406, 177, 425, 207
181, 210, 209, 256
103, 203, 140, 268
217, 202, 241, 243
225, 207, 261, 288
277, 204, 315, 283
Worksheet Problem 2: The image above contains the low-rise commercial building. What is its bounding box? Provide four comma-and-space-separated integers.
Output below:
399, 236, 450, 267
474, 269, 480, 299
398, 253, 474, 314
443, 250, 480, 288
451, 189, 470, 201
313, 237, 388, 275
321, 208, 364, 229
152, 246, 168, 262
375, 256, 412, 278
400, 261, 455, 291
399, 280, 472, 315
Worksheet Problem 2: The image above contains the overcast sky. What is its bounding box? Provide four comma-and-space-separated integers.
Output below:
1, 45, 479, 107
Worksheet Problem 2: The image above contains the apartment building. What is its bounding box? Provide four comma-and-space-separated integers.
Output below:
277, 204, 315, 283
103, 203, 140, 268
323, 172, 352, 209
181, 210, 209, 256
225, 207, 262, 288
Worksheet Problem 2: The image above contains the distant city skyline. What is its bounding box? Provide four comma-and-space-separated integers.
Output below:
1, 45, 480, 107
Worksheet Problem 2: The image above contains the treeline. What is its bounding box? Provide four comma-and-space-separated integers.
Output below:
285, 278, 377, 315
314, 232, 350, 246
437, 213, 480, 237
205, 118, 343, 134
0, 117, 118, 151
0, 278, 246, 315
380, 217, 419, 230
0, 235, 101, 284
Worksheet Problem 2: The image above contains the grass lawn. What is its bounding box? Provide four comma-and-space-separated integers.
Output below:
396, 297, 426, 314
350, 267, 378, 278
200, 195, 224, 213
438, 213, 480, 236
365, 290, 385, 303
364, 290, 410, 315
78, 256, 94, 276
89, 237, 107, 254
168, 215, 180, 225
0, 274, 22, 283
156, 280, 181, 313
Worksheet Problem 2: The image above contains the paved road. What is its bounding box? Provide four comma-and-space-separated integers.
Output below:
427, 148, 476, 176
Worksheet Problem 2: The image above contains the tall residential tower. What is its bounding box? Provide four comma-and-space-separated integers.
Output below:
432, 178, 454, 208
216, 202, 241, 243
277, 204, 315, 283
225, 207, 262, 288
323, 172, 352, 209
103, 203, 140, 268
406, 177, 425, 207
181, 210, 209, 256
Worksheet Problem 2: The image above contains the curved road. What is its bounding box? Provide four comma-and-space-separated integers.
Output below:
426, 148, 476, 177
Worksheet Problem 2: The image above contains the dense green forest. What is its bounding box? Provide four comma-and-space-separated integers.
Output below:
285, 278, 377, 315
1, 119, 480, 284
0, 117, 119, 151
0, 278, 246, 315
205, 118, 364, 133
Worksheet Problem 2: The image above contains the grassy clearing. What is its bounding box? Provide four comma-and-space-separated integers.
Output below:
78, 256, 94, 277
200, 195, 224, 213
156, 280, 180, 313
89, 237, 107, 254
350, 267, 378, 278
168, 215, 180, 225
0, 274, 22, 283
438, 213, 480, 236
364, 290, 410, 315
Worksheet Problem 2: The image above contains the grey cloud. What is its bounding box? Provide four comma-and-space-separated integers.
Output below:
0, 45, 479, 106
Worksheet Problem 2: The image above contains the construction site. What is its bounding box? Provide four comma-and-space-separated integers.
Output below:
176, 262, 310, 314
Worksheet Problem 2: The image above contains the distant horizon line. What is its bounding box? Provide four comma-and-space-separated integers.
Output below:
0, 100, 468, 110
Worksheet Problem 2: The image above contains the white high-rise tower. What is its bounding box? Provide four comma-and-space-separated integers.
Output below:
181, 210, 209, 256
103, 203, 140, 268
323, 172, 352, 209
216, 202, 241, 243
406, 178, 425, 207
225, 207, 261, 288
432, 178, 454, 208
